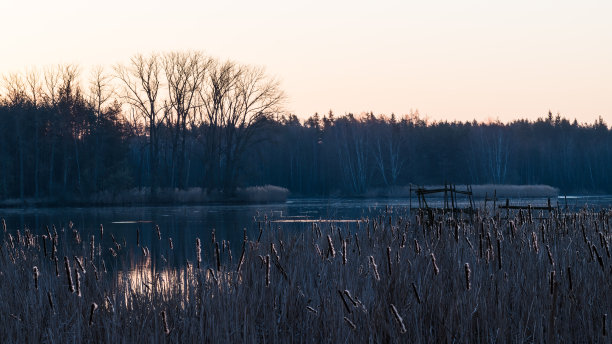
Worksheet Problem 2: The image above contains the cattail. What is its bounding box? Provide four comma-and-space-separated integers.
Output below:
327, 235, 336, 258
75, 269, 81, 297
386, 247, 392, 275
400, 233, 407, 248
567, 266, 573, 290
33, 266, 39, 290
161, 311, 170, 335
343, 290, 358, 307
497, 239, 502, 270
593, 244, 605, 270
64, 257, 74, 293
479, 232, 483, 258
111, 234, 121, 251
211, 228, 216, 244
271, 243, 280, 262
215, 242, 221, 271
430, 253, 439, 275
99, 224, 103, 240
604, 313, 608, 337
105, 296, 114, 313
91, 261, 99, 281
237, 239, 246, 273
306, 306, 317, 315
89, 303, 98, 326
54, 257, 59, 277
42, 235, 48, 257
390, 304, 407, 334
414, 239, 421, 255
136, 228, 140, 247
355, 233, 361, 256
549, 270, 555, 295
47, 292, 54, 312
195, 238, 201, 269
51, 236, 57, 261
454, 223, 459, 242
1, 218, 5, 232
342, 239, 347, 265
465, 237, 474, 251
257, 222, 263, 242
338, 290, 352, 313
546, 245, 555, 266
344, 317, 357, 330
532, 232, 539, 253
369, 256, 380, 281
90, 235, 95, 262
74, 256, 86, 273
265, 255, 270, 287
155, 225, 161, 240
464, 263, 471, 290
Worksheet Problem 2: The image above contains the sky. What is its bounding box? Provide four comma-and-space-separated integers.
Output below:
1, 0, 611, 123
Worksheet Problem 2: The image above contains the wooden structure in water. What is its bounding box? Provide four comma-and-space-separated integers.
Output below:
411, 183, 475, 215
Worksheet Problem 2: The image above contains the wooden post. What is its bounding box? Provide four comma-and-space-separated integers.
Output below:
444, 182, 448, 210
451, 184, 455, 215
506, 198, 510, 219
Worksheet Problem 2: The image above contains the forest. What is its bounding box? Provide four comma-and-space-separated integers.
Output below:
1, 51, 611, 203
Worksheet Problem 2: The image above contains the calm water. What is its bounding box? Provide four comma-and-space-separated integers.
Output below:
2, 196, 611, 267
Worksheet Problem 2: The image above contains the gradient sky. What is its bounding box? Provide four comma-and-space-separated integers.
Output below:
1, 0, 611, 123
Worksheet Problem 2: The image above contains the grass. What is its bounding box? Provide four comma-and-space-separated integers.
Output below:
0, 206, 610, 343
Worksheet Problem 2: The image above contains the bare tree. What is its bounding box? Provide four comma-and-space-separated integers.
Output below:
114, 54, 165, 197
26, 68, 43, 197
164, 51, 212, 188
199, 60, 284, 192
88, 66, 114, 191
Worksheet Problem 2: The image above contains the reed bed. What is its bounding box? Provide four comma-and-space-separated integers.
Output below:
0, 207, 610, 343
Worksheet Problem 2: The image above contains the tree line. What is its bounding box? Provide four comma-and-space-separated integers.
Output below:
0, 51, 610, 202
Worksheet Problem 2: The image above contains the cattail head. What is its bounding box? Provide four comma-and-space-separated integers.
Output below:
464, 263, 471, 291
369, 256, 380, 281
414, 239, 421, 255
47, 292, 54, 312
64, 256, 74, 293
196, 238, 201, 269
265, 255, 271, 287
390, 304, 407, 334
546, 245, 555, 266
90, 235, 95, 261
89, 303, 98, 326
342, 240, 347, 265
33, 266, 39, 290
532, 232, 539, 253
327, 235, 336, 258
161, 311, 170, 335
75, 269, 81, 297
430, 253, 439, 275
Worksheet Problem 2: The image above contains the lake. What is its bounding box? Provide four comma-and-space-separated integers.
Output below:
1, 196, 610, 268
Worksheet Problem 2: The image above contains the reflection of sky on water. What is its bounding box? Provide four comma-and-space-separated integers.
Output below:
1, 197, 611, 270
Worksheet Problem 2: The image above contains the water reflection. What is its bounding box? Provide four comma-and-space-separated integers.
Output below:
1, 197, 610, 271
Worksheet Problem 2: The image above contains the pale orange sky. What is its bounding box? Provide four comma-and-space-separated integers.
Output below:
1, 0, 611, 123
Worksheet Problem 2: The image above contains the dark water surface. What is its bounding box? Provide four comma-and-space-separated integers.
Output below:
2, 196, 611, 268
